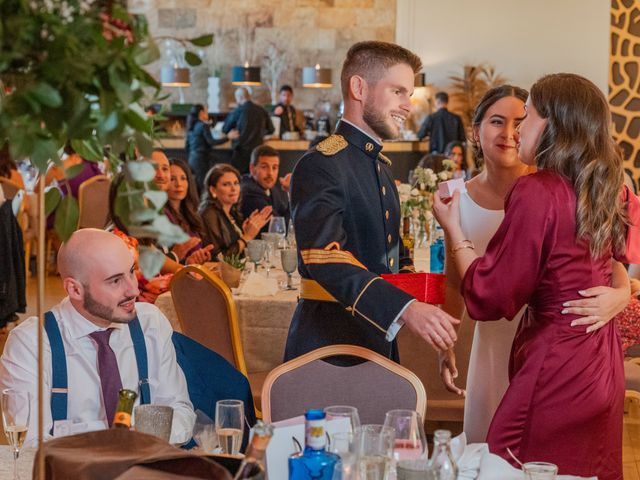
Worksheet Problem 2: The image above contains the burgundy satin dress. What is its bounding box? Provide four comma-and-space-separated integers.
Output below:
461, 170, 640, 480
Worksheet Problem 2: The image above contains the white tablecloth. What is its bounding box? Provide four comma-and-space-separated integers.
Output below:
0, 447, 36, 479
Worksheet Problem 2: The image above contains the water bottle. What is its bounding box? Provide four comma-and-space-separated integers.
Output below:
288, 410, 339, 480
429, 429, 458, 480
429, 225, 445, 273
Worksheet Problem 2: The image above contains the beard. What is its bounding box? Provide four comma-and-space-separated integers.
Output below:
83, 288, 136, 324
363, 97, 400, 140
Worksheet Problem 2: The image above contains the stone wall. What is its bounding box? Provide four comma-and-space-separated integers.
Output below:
130, 0, 397, 113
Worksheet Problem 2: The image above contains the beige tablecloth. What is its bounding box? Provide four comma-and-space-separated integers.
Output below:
155, 270, 298, 374
0, 446, 36, 479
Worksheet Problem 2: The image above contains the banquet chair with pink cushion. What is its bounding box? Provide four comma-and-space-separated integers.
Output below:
77, 174, 110, 229
397, 314, 475, 423
261, 344, 426, 424
170, 264, 267, 415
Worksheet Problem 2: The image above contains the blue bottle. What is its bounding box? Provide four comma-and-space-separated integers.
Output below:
430, 225, 445, 274
288, 410, 339, 480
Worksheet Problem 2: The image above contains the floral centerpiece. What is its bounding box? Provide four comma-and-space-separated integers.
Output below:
398, 160, 456, 245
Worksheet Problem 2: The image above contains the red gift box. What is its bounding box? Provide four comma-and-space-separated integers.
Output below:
381, 272, 446, 304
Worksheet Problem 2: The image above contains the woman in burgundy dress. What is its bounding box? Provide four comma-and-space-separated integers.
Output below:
434, 73, 640, 479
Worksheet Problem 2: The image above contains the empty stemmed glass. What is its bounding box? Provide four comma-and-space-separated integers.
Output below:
383, 409, 427, 464
261, 232, 281, 276
280, 248, 298, 290
2, 389, 30, 480
246, 239, 266, 273
268, 216, 286, 247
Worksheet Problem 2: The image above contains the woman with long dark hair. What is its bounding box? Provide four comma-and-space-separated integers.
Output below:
434, 74, 639, 478
199, 163, 271, 257
185, 103, 223, 192
165, 158, 213, 264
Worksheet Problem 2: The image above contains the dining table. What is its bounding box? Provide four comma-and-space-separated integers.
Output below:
155, 248, 433, 375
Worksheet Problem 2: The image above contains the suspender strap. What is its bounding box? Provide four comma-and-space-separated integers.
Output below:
128, 317, 150, 405
44, 311, 68, 431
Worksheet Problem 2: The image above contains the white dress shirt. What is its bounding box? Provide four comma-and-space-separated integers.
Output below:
0, 298, 196, 446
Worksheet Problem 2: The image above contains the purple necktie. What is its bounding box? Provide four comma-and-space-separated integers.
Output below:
89, 329, 123, 427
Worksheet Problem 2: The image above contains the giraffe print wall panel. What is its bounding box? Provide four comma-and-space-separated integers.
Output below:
610, 0, 640, 191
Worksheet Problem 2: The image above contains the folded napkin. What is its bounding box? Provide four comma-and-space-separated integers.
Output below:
34, 429, 232, 480
238, 272, 279, 296
476, 450, 597, 480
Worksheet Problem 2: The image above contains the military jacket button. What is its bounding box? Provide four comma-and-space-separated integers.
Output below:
385, 210, 389, 220
389, 257, 395, 268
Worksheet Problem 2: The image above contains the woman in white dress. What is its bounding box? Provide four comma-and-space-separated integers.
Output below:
439, 85, 631, 443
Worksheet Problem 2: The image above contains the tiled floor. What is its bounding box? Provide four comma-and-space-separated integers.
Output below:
3, 275, 640, 478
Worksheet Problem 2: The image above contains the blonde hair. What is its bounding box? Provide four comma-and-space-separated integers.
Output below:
530, 73, 626, 258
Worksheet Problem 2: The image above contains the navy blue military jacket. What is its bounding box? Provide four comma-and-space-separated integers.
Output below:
290, 120, 414, 335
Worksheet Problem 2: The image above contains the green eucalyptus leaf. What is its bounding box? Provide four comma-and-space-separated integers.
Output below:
29, 82, 62, 108
124, 107, 151, 133
138, 246, 165, 279
70, 139, 104, 162
54, 196, 79, 242
31, 138, 60, 172
143, 190, 167, 209
129, 207, 158, 223
126, 161, 156, 182
188, 34, 214, 47
152, 215, 190, 246
134, 130, 153, 157
64, 163, 86, 180
44, 188, 62, 216
99, 111, 120, 133
184, 51, 202, 66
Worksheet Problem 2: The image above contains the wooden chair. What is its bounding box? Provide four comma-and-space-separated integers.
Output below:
170, 265, 266, 416
397, 313, 475, 423
77, 175, 110, 229
261, 344, 427, 424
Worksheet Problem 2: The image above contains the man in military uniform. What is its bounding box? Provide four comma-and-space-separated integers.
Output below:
284, 41, 460, 363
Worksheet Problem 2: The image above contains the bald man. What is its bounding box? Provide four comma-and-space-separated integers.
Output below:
0, 229, 195, 446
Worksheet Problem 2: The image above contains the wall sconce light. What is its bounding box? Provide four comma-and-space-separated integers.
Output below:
302, 64, 332, 88
160, 66, 191, 87
231, 63, 262, 86
414, 72, 426, 88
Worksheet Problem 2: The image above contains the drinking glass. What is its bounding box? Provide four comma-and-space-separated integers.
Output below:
215, 399, 244, 455
523, 462, 558, 480
280, 248, 298, 290
286, 218, 296, 247
268, 216, 286, 246
383, 410, 427, 462
356, 424, 395, 480
331, 431, 357, 480
2, 389, 30, 480
324, 405, 361, 434
246, 239, 266, 273
261, 232, 281, 275
396, 459, 438, 480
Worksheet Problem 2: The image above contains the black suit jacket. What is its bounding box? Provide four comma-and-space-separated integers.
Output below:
240, 174, 290, 233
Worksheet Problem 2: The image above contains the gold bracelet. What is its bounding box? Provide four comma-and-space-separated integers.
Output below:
451, 242, 475, 253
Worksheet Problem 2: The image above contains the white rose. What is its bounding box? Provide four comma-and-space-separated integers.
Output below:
438, 171, 449, 181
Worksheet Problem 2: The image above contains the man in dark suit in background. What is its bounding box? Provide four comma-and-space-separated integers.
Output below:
240, 144, 290, 233
273, 85, 301, 135
417, 91, 466, 154
222, 88, 274, 174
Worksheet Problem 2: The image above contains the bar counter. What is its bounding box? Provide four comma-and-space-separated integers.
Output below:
158, 137, 427, 181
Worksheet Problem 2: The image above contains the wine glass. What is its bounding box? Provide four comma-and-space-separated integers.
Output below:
331, 430, 358, 480
286, 218, 296, 247
383, 410, 427, 463
215, 399, 244, 455
280, 248, 298, 290
2, 389, 30, 480
324, 405, 361, 434
261, 232, 282, 275
357, 425, 395, 480
246, 239, 266, 273
268, 216, 286, 247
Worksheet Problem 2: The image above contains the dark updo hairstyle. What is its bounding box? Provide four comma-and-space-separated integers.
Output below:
470, 85, 528, 164
200, 163, 242, 217
186, 104, 205, 133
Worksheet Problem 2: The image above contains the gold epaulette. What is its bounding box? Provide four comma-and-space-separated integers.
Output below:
316, 134, 348, 156
378, 153, 392, 166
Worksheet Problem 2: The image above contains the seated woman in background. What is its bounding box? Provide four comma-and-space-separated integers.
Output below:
165, 158, 214, 265
108, 173, 180, 303
199, 163, 271, 257
444, 141, 469, 179
45, 142, 103, 195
